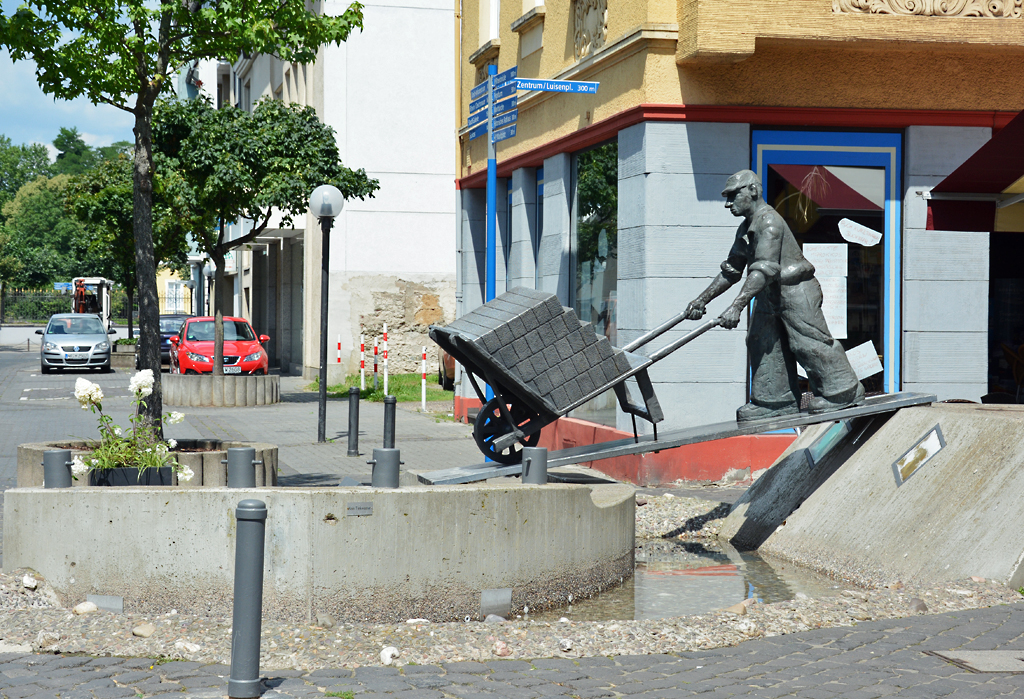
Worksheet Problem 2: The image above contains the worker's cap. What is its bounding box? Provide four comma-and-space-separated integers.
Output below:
722, 170, 761, 196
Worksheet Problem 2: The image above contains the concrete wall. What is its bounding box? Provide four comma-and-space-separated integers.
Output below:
509, 168, 540, 289
615, 121, 750, 433
748, 404, 1024, 589
539, 153, 572, 305
902, 126, 991, 400
4, 484, 635, 623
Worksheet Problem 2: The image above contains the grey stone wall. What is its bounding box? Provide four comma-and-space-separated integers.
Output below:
509, 168, 539, 289
616, 122, 751, 432
539, 153, 572, 304
902, 126, 991, 401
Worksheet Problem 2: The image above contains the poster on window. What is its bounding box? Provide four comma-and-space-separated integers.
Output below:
817, 276, 847, 340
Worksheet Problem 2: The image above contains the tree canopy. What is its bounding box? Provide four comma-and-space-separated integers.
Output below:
0, 0, 367, 430
0, 135, 52, 219
153, 95, 379, 372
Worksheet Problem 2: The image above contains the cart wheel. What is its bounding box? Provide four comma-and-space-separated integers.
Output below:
473, 397, 541, 464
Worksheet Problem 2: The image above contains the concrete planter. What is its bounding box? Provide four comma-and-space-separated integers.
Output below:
17, 439, 278, 488
163, 374, 280, 407
113, 344, 137, 353
4, 484, 635, 623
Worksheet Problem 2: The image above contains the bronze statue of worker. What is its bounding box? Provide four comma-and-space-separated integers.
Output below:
684, 170, 865, 422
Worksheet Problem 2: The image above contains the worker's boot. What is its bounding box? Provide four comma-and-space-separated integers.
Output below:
807, 382, 866, 415
736, 401, 799, 423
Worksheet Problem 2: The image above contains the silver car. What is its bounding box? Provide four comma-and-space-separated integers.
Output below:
36, 313, 116, 373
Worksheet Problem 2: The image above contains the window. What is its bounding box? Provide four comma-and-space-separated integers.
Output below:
570, 141, 618, 425
166, 281, 186, 314
753, 130, 902, 393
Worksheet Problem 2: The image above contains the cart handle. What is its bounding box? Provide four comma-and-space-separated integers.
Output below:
645, 318, 721, 363
622, 309, 703, 353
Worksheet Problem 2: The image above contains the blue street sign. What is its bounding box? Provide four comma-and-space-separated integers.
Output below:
469, 94, 487, 115
492, 123, 517, 143
492, 80, 517, 102
470, 79, 489, 101
467, 110, 488, 128
492, 109, 517, 130
493, 95, 517, 116
53, 282, 72, 292
516, 78, 599, 94
492, 66, 517, 87
469, 121, 488, 141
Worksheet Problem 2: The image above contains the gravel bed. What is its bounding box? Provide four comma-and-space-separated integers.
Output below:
0, 495, 1020, 668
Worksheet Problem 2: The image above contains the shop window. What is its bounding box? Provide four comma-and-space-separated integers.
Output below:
989, 232, 1024, 400
570, 141, 617, 425
753, 131, 902, 394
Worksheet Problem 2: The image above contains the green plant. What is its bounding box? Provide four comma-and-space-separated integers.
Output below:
72, 370, 192, 481
311, 373, 450, 403
324, 692, 355, 699
115, 337, 138, 345
1017, 586, 1024, 596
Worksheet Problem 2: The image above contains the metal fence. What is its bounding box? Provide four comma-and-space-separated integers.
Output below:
0, 288, 193, 324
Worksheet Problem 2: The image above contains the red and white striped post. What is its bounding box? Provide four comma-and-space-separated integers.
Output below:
421, 346, 427, 411
336, 335, 341, 364
359, 334, 366, 390
373, 338, 379, 390
382, 323, 389, 396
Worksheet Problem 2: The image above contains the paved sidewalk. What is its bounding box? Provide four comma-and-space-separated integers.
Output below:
1, 605, 1024, 698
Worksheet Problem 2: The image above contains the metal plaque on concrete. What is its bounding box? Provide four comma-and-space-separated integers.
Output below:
804, 420, 851, 469
891, 424, 945, 486
346, 502, 373, 517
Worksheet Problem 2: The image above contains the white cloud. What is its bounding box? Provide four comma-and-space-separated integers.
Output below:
0, 48, 134, 150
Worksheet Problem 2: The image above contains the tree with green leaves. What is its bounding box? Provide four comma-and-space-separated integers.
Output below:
154, 96, 378, 374
1, 174, 94, 286
1, 0, 365, 431
0, 135, 52, 219
65, 154, 191, 338
52, 127, 99, 175
0, 229, 22, 283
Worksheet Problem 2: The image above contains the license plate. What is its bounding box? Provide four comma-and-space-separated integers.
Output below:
224, 366, 241, 374
65, 353, 88, 360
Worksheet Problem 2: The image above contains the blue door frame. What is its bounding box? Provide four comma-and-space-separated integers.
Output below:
751, 130, 903, 394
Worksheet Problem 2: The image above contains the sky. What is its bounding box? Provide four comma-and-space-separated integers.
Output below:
0, 0, 136, 158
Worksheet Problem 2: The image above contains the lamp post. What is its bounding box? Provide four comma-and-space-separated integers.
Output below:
309, 184, 345, 443
203, 261, 215, 316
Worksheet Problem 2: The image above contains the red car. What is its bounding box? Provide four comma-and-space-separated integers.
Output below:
169, 316, 270, 375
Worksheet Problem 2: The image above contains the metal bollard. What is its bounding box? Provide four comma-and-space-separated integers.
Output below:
228, 499, 267, 699
43, 449, 73, 488
383, 395, 397, 448
347, 387, 360, 456
224, 448, 262, 488
368, 447, 402, 488
521, 447, 548, 485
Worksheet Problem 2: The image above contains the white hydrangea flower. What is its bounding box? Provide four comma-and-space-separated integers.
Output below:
165, 412, 185, 425
145, 448, 152, 453
167, 439, 177, 449
178, 465, 195, 482
113, 427, 122, 436
129, 369, 155, 398
91, 459, 98, 465
74, 377, 103, 406
71, 456, 89, 477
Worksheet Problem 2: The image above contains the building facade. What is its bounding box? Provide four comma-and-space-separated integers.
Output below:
455, 0, 1024, 480
183, 0, 457, 380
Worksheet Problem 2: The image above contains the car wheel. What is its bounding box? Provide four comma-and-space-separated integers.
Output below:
100, 364, 112, 373
41, 365, 51, 375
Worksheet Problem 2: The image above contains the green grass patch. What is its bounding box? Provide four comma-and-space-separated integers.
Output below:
325, 692, 355, 699
310, 373, 451, 403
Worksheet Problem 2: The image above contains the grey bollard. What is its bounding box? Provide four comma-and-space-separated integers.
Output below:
347, 387, 360, 456
521, 447, 548, 485
383, 395, 397, 448
43, 449, 73, 488
228, 499, 267, 699
224, 448, 261, 488
368, 447, 402, 488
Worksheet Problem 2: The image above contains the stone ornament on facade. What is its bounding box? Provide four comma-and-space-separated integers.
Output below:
833, 0, 1022, 17
574, 0, 608, 60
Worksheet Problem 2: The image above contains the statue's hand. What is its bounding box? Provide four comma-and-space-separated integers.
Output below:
718, 305, 742, 329
684, 299, 706, 320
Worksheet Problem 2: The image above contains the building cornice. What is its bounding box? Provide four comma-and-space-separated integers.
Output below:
469, 39, 500, 68
511, 6, 546, 34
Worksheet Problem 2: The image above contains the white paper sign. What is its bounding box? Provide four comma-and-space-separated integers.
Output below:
839, 218, 882, 247
803, 243, 848, 278
818, 276, 847, 340
845, 340, 884, 380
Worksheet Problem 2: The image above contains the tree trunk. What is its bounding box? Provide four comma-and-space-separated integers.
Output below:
212, 250, 225, 375
132, 103, 163, 437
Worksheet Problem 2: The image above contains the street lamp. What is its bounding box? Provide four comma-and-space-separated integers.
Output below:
203, 261, 215, 317
309, 184, 345, 443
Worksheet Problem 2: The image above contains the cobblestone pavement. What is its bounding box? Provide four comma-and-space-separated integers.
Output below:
0, 604, 1023, 698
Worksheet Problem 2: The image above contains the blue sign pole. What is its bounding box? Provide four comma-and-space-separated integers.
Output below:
485, 64, 497, 407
